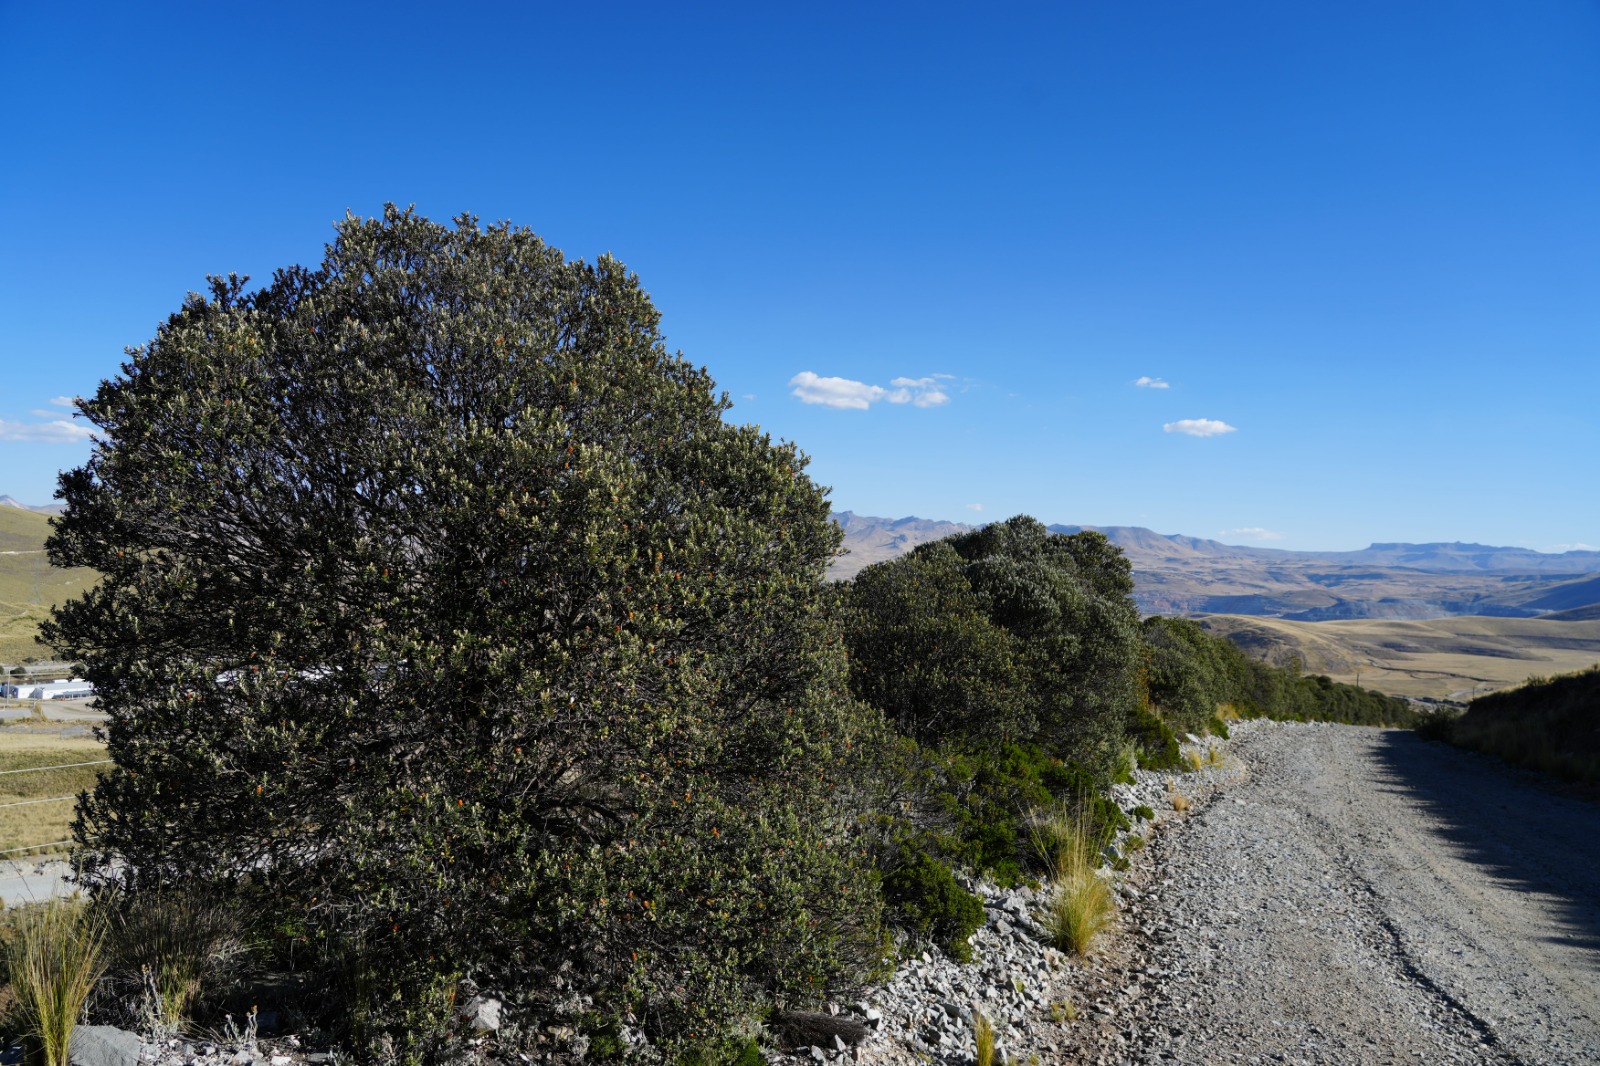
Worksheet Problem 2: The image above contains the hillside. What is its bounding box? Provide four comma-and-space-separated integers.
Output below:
831, 513, 1600, 621
1196, 613, 1600, 700
0, 506, 96, 663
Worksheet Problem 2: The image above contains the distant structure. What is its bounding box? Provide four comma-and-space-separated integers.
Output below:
2, 678, 94, 700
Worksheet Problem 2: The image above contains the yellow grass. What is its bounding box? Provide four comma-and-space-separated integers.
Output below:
1198, 614, 1600, 700
1170, 794, 1190, 813
3, 900, 108, 1066
1036, 807, 1115, 956
974, 1008, 997, 1066
0, 732, 109, 856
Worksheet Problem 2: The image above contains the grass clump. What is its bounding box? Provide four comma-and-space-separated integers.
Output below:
1131, 804, 1155, 822
1048, 999, 1077, 1023
101, 889, 245, 1035
1035, 806, 1115, 956
3, 900, 108, 1066
1183, 748, 1204, 772
974, 1008, 998, 1066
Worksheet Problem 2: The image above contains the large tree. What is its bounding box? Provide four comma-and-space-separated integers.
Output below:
46, 207, 883, 1060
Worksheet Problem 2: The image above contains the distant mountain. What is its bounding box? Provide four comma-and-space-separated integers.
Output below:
830, 511, 974, 580
829, 512, 1600, 621
0, 496, 62, 515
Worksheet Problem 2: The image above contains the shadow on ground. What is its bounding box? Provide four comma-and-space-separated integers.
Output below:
1371, 730, 1600, 961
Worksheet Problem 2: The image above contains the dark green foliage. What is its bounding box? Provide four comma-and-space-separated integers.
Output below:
1439, 666, 1600, 783
1141, 616, 1418, 732
46, 207, 884, 1060
845, 516, 1142, 776
879, 845, 984, 962
845, 543, 1026, 746
1126, 703, 1182, 770
1132, 805, 1155, 822
1207, 716, 1231, 740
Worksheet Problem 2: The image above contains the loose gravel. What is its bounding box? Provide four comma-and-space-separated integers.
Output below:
1097, 722, 1600, 1066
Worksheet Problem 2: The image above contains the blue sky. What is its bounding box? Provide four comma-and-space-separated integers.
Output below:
2, 1, 1596, 551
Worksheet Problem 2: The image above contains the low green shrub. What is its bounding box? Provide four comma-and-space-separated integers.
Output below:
1131, 804, 1155, 822
1206, 715, 1231, 740
1126, 705, 1181, 771
880, 845, 985, 962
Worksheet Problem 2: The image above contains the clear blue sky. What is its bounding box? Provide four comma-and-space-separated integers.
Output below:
3, 1, 1596, 551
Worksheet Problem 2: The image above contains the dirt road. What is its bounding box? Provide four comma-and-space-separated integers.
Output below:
1118, 723, 1600, 1065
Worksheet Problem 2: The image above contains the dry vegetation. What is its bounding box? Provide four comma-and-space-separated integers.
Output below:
0, 508, 96, 664
0, 731, 109, 855
1198, 614, 1600, 700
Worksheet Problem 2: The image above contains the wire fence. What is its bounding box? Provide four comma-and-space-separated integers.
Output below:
0, 758, 114, 860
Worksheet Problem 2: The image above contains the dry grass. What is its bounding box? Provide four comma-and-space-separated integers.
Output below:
974, 1008, 997, 1066
3, 900, 108, 1066
1199, 614, 1600, 700
1036, 807, 1115, 956
1170, 793, 1190, 813
1183, 749, 1203, 771
0, 732, 109, 855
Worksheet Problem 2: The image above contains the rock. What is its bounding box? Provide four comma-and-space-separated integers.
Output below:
772, 1012, 869, 1049
69, 1027, 141, 1066
832, 1034, 847, 1052
808, 1046, 826, 1063
458, 994, 502, 1032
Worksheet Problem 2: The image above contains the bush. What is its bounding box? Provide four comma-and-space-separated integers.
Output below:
47, 207, 885, 1059
1126, 704, 1181, 770
880, 845, 985, 962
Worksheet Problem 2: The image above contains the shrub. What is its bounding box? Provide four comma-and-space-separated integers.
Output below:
1126, 704, 1181, 771
47, 207, 886, 1058
4, 901, 107, 1066
1207, 715, 1231, 740
880, 845, 984, 962
1131, 804, 1155, 822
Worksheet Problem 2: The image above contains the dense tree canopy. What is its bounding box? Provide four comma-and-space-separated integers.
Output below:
46, 207, 883, 1061
844, 515, 1141, 774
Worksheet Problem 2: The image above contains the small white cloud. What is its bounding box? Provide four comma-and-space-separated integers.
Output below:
1134, 376, 1170, 389
1223, 527, 1285, 541
49, 396, 77, 408
790, 371, 949, 410
966, 503, 984, 512
1548, 542, 1599, 553
0, 417, 93, 443
741, 393, 756, 401
1164, 418, 1237, 437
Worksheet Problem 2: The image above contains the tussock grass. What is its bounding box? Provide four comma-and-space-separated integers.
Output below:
1170, 793, 1190, 813
974, 1008, 997, 1066
3, 900, 108, 1066
1034, 806, 1114, 956
1443, 665, 1600, 784
1183, 748, 1203, 772
104, 890, 245, 1034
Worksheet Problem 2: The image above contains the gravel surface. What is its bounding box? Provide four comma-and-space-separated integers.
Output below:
1108, 722, 1600, 1066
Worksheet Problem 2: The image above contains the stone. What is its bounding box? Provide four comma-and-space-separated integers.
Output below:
69, 1027, 141, 1066
459, 994, 502, 1032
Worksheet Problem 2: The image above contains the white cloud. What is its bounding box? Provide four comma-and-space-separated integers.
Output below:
1163, 418, 1237, 437
966, 503, 984, 512
1134, 376, 1170, 389
0, 417, 93, 443
1548, 542, 1599, 553
790, 371, 950, 410
49, 396, 77, 408
1223, 527, 1285, 541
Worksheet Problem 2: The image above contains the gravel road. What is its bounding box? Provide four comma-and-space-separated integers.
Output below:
1114, 722, 1600, 1066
